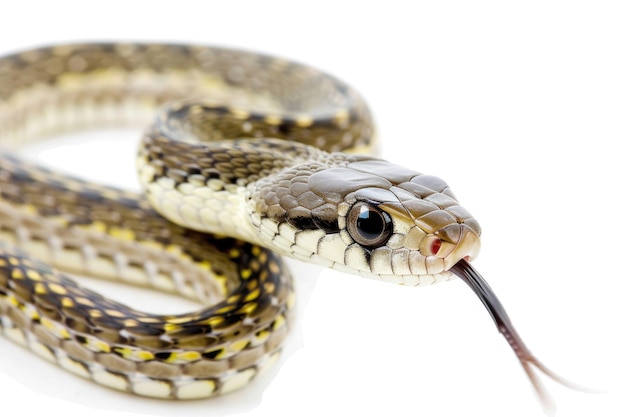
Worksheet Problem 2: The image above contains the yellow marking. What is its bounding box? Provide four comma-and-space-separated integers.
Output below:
136, 350, 155, 361
215, 275, 228, 294
139, 240, 165, 251
264, 115, 282, 125
228, 248, 240, 258
251, 246, 261, 257
105, 309, 125, 318
85, 338, 111, 353
109, 227, 135, 241
0, 259, 6, 267
59, 68, 128, 90
268, 261, 280, 274
113, 347, 132, 358
273, 314, 286, 330
61, 297, 75, 308
263, 282, 275, 293
252, 329, 270, 345
240, 269, 252, 280
178, 351, 201, 362
333, 108, 350, 126
48, 283, 67, 295
11, 269, 24, 279
166, 316, 192, 324
295, 114, 314, 127
200, 316, 225, 327
244, 288, 260, 302
344, 144, 375, 155
40, 317, 71, 340
7, 294, 19, 307
164, 323, 180, 332
165, 244, 191, 261
236, 302, 257, 315
215, 305, 236, 314
229, 107, 250, 119
40, 317, 55, 330
75, 297, 95, 307
26, 270, 42, 281
20, 205, 38, 216
89, 309, 103, 318
78, 220, 107, 234
227, 294, 241, 304
113, 347, 155, 361
137, 317, 161, 324
123, 319, 139, 327
227, 339, 249, 353
204, 348, 226, 360
199, 260, 212, 271
24, 305, 40, 321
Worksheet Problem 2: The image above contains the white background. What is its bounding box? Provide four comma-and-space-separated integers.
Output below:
0, 1, 624, 416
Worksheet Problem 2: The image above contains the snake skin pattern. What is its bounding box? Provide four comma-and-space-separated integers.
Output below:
0, 43, 525, 402
139, 104, 480, 284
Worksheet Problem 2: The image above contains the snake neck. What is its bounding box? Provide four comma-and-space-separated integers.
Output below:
137, 123, 346, 244
136, 95, 377, 246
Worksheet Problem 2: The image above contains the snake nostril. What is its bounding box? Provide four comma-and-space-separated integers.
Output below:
420, 235, 447, 257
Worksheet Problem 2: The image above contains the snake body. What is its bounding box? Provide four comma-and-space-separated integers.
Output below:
0, 43, 570, 407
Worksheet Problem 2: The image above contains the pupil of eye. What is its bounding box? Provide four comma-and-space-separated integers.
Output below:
356, 208, 384, 240
346, 202, 393, 248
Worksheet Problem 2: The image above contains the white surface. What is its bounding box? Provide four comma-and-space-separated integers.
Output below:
0, 1, 624, 416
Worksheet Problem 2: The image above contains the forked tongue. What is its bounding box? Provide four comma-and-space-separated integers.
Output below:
450, 258, 583, 415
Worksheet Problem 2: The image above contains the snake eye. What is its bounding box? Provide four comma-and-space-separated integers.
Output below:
347, 202, 393, 248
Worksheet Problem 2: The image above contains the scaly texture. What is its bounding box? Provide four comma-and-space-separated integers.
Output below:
0, 43, 483, 399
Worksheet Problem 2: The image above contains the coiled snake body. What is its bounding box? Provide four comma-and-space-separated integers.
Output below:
0, 43, 573, 408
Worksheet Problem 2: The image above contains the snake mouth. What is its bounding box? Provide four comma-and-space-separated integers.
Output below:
440, 224, 481, 270
450, 259, 583, 413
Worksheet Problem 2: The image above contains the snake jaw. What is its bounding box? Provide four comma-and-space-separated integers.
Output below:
439, 224, 481, 271
374, 195, 481, 279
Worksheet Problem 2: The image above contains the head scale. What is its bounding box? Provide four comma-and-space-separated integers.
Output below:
249, 155, 481, 285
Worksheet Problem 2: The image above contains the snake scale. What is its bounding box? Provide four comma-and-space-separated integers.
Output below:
0, 43, 575, 409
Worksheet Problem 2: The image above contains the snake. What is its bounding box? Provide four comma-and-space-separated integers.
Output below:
0, 43, 577, 409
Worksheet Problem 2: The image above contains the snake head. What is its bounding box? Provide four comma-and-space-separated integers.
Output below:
251, 155, 481, 285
